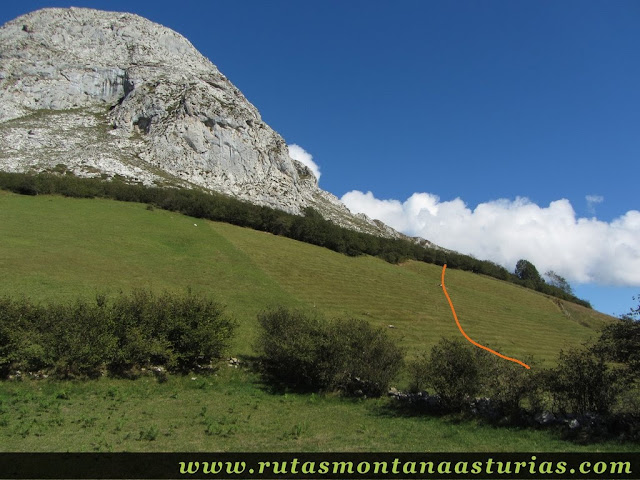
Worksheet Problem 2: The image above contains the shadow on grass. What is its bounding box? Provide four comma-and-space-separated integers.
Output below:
373, 394, 640, 446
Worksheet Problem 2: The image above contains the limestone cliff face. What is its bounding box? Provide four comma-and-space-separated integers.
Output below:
0, 7, 403, 238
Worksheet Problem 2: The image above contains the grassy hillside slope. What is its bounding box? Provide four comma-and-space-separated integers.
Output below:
2, 191, 633, 452
0, 191, 612, 366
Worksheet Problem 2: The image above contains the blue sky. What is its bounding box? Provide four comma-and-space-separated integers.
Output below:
2, 1, 638, 316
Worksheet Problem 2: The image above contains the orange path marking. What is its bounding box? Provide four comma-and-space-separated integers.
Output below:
441, 264, 531, 369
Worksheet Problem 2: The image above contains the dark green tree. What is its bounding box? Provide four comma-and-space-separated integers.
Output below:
593, 314, 640, 380
546, 348, 619, 415
544, 270, 573, 295
514, 259, 542, 286
624, 294, 640, 321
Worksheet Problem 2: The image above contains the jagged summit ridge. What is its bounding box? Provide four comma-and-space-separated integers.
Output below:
0, 7, 403, 238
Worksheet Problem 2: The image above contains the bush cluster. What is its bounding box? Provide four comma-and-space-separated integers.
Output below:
0, 290, 235, 378
409, 338, 534, 414
255, 307, 403, 397
544, 349, 620, 416
0, 172, 591, 307
408, 324, 639, 439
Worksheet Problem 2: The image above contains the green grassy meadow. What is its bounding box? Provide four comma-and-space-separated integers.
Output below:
3, 368, 636, 453
0, 191, 628, 451
0, 191, 610, 362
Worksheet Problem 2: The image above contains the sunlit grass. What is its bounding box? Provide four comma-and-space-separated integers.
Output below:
0, 192, 612, 363
0, 192, 624, 451
1, 370, 635, 452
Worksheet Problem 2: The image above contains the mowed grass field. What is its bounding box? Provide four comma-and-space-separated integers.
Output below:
0, 191, 610, 362
0, 191, 626, 452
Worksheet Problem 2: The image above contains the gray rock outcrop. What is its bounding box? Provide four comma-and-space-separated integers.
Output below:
0, 7, 406, 238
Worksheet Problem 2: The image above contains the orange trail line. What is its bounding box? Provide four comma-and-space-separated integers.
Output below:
441, 264, 531, 369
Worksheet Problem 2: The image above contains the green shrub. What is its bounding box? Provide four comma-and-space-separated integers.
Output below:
0, 297, 52, 375
330, 318, 404, 397
411, 338, 536, 415
422, 338, 481, 410
255, 307, 402, 396
43, 301, 117, 378
0, 297, 24, 375
105, 290, 174, 375
256, 307, 335, 391
161, 291, 235, 371
593, 317, 640, 380
545, 348, 619, 415
590, 316, 640, 422
107, 289, 235, 374
0, 290, 235, 379
477, 352, 535, 416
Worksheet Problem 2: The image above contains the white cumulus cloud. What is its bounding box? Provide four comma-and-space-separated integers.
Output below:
288, 144, 321, 182
341, 190, 640, 287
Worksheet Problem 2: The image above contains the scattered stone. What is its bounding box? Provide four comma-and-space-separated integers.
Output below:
150, 365, 168, 382
534, 411, 556, 426
423, 393, 443, 410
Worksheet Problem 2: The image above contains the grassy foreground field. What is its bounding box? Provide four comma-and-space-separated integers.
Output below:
0, 191, 627, 451
2, 369, 637, 452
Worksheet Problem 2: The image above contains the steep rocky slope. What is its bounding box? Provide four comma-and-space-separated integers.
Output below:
0, 7, 405, 238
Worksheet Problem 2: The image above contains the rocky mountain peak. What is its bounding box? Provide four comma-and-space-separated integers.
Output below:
0, 7, 403, 239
